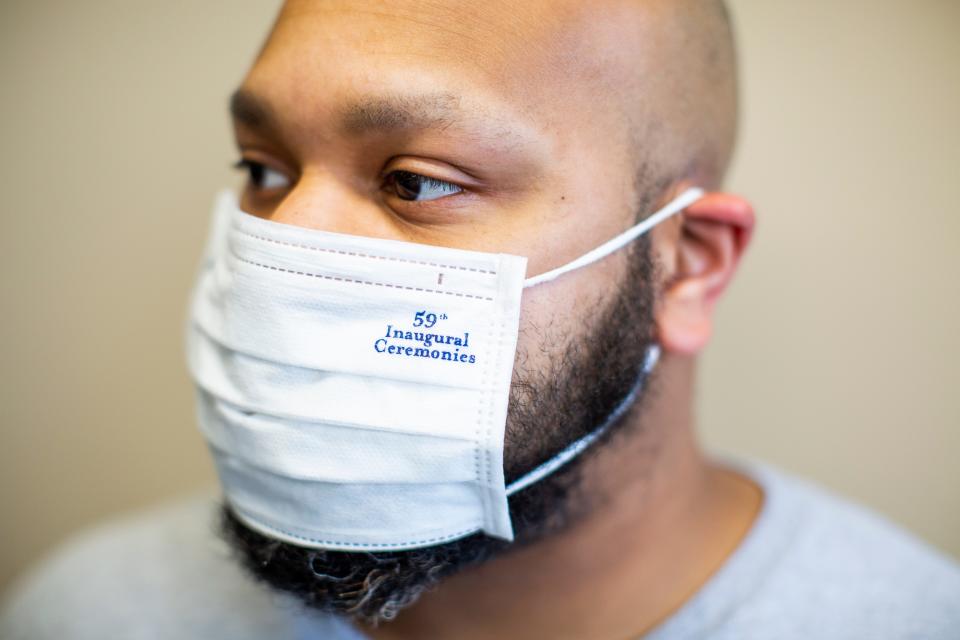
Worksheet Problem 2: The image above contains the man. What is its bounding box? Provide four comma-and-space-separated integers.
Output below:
3, 1, 959, 638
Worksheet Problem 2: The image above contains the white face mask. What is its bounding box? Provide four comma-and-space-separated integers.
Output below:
186, 187, 703, 551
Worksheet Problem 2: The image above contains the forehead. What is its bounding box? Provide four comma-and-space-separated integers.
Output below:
262, 0, 576, 89
244, 0, 657, 147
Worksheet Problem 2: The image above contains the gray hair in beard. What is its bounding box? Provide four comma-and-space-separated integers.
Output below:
219, 232, 660, 625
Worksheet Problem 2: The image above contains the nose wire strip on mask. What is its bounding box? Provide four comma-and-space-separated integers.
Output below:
504, 344, 660, 496
522, 188, 704, 288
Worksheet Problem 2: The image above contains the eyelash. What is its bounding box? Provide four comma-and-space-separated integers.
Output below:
232, 159, 464, 203
382, 170, 463, 202
233, 159, 290, 191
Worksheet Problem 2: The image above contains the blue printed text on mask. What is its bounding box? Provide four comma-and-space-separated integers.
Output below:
373, 314, 476, 364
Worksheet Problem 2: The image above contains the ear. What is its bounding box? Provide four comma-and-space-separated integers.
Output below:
655, 191, 755, 355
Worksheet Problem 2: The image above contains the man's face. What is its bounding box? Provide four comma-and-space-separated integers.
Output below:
232, 0, 668, 376
222, 0, 682, 624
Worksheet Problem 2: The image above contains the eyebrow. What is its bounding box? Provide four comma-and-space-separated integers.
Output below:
230, 89, 277, 131
340, 92, 460, 135
229, 88, 463, 136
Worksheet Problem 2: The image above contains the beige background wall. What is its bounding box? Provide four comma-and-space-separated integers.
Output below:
1, 0, 957, 594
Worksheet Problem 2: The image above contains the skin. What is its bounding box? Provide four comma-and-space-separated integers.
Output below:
229, 0, 760, 637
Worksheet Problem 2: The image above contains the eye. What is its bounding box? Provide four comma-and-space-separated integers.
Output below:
233, 159, 291, 191
384, 170, 463, 202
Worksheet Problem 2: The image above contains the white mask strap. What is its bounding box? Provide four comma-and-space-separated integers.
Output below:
522, 187, 705, 288
505, 344, 660, 496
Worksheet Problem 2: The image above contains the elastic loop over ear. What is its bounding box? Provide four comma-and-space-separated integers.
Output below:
523, 188, 705, 288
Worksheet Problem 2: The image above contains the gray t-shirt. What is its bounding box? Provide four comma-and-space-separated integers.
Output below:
2, 460, 959, 639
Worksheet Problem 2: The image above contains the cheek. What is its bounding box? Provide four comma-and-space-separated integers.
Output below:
512, 288, 571, 382
511, 252, 631, 379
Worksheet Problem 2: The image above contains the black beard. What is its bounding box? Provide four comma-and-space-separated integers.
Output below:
219, 235, 659, 625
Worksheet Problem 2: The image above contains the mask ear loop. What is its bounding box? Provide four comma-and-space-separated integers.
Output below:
504, 188, 702, 496
505, 344, 661, 497
522, 187, 704, 288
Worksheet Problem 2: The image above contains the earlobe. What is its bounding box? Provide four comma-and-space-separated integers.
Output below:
658, 279, 714, 354
655, 192, 755, 355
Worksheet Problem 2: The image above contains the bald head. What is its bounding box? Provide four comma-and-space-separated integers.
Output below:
622, 0, 738, 190
491, 0, 738, 193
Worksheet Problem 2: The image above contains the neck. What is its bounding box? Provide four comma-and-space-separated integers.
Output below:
362, 356, 762, 640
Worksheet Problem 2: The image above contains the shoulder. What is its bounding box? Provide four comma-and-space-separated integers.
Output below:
0, 493, 341, 640
724, 461, 960, 638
